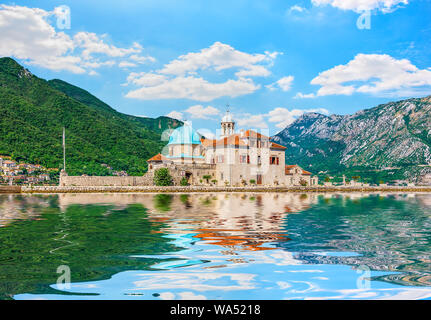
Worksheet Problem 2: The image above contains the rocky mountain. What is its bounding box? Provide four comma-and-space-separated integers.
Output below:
271, 96, 431, 183
0, 57, 182, 176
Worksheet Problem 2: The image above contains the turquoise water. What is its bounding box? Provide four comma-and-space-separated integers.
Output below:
0, 192, 430, 300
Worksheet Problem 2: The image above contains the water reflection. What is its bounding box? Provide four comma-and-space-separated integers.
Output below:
60, 193, 317, 251
0, 192, 430, 299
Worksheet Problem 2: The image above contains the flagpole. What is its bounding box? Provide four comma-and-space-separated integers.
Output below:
63, 127, 66, 172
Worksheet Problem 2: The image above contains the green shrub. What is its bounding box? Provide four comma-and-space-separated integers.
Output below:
202, 175, 212, 183
180, 177, 189, 186
249, 179, 256, 185
153, 168, 173, 186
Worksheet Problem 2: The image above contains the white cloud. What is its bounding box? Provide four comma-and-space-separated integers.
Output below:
166, 110, 184, 120
289, 5, 307, 13
159, 42, 278, 77
165, 105, 331, 130
310, 54, 431, 97
178, 292, 207, 300
311, 0, 409, 13
236, 114, 268, 129
118, 61, 137, 68
267, 107, 330, 128
0, 5, 154, 74
125, 75, 259, 102
73, 32, 142, 60
294, 92, 316, 99
184, 105, 220, 119
126, 72, 167, 86
129, 54, 156, 64
125, 42, 279, 101
267, 76, 295, 91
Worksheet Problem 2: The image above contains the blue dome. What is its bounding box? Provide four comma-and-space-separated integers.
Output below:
168, 123, 202, 145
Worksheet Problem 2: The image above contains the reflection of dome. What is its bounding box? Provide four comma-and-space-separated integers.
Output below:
168, 123, 202, 145
222, 111, 234, 123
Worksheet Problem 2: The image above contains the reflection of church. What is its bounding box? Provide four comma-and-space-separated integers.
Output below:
147, 111, 318, 187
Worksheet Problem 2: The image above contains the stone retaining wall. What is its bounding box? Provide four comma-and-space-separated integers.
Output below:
0, 186, 21, 193
59, 174, 153, 187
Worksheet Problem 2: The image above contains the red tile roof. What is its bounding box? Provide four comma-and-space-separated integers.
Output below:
201, 135, 247, 147
202, 131, 286, 150
270, 142, 287, 150
243, 130, 269, 139
147, 153, 167, 162
285, 165, 312, 176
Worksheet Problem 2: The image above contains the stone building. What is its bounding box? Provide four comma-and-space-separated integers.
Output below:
147, 111, 318, 187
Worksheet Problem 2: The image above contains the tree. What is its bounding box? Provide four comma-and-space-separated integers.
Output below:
202, 175, 212, 184
153, 168, 173, 186
180, 177, 189, 186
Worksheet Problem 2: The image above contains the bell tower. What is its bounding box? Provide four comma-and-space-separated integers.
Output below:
221, 108, 235, 138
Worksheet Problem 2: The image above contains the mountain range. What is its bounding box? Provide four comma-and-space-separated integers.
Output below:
271, 96, 431, 183
0, 57, 182, 176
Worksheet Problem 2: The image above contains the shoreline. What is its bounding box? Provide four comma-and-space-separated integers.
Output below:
8, 185, 431, 193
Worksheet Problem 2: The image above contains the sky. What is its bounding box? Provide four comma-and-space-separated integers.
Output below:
0, 0, 430, 137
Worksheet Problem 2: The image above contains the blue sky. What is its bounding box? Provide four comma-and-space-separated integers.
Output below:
1, 0, 430, 136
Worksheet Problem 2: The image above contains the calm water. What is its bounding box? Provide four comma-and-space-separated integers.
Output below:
0, 192, 430, 300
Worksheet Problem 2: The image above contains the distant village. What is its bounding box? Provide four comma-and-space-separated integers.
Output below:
0, 156, 56, 185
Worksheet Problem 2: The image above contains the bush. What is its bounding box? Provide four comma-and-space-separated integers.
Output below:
154, 168, 173, 186
249, 179, 256, 185
299, 179, 308, 186
211, 179, 217, 185
202, 175, 212, 183
180, 177, 189, 186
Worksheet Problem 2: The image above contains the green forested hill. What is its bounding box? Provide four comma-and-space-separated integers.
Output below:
47, 78, 182, 135
0, 57, 182, 176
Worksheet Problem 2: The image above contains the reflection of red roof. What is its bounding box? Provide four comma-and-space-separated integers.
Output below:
147, 153, 167, 162
285, 165, 312, 175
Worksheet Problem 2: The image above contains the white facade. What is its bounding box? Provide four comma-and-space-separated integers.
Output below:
148, 112, 318, 187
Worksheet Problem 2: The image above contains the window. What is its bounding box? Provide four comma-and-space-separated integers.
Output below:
257, 156, 261, 165
217, 155, 224, 163
239, 155, 248, 164
270, 156, 279, 165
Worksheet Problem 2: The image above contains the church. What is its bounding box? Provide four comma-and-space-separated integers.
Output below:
147, 111, 318, 187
